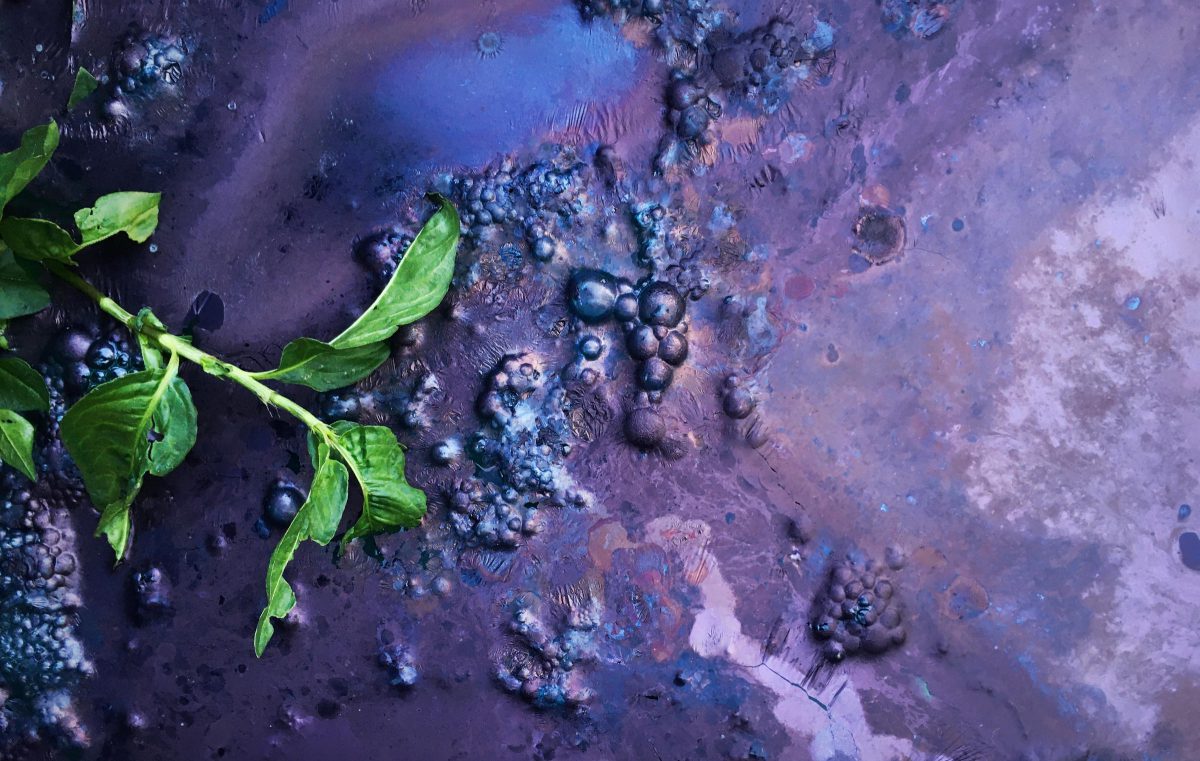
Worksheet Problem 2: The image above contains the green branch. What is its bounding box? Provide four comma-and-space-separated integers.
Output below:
0, 113, 460, 656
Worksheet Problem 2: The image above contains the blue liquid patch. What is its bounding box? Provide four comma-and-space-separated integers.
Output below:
371, 9, 639, 168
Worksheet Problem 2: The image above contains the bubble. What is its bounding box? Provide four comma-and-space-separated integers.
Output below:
568, 268, 620, 323
578, 335, 604, 360
625, 325, 658, 360
614, 293, 639, 322
667, 77, 706, 111
722, 387, 755, 419
637, 358, 674, 391
676, 106, 711, 140
624, 407, 666, 449
638, 282, 685, 327
657, 331, 688, 366
476, 31, 504, 59
263, 480, 305, 526
49, 329, 94, 364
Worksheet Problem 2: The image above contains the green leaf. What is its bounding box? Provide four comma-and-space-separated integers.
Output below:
256, 197, 457, 389
0, 409, 36, 481
148, 375, 197, 477
95, 497, 133, 558
0, 217, 79, 262
137, 333, 164, 370
67, 67, 99, 110
1, 192, 161, 263
0, 121, 58, 216
60, 355, 193, 560
134, 309, 167, 370
74, 191, 161, 246
250, 337, 390, 392
0, 357, 49, 411
332, 422, 426, 544
0, 246, 50, 318
254, 444, 349, 656
330, 195, 458, 350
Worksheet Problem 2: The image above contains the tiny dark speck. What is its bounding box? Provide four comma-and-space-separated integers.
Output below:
895, 82, 911, 103
1179, 504, 1192, 520
725, 512, 735, 524
952, 218, 965, 231
316, 699, 340, 718
1179, 532, 1200, 571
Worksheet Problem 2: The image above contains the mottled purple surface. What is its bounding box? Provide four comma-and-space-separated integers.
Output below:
1, 0, 1199, 759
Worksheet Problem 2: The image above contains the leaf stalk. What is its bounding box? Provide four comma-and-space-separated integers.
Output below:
44, 261, 336, 444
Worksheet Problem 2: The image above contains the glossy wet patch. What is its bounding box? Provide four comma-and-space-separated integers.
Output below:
369, 8, 640, 167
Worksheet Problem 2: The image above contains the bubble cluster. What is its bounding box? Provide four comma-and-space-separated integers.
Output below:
473, 354, 589, 503
565, 271, 693, 448
574, 0, 720, 59
94, 26, 195, 127
353, 227, 414, 284
880, 0, 957, 39
439, 149, 587, 257
810, 556, 906, 661
447, 480, 543, 549
111, 28, 189, 97
43, 325, 144, 399
576, 0, 663, 22
0, 475, 90, 747
626, 285, 687, 387
319, 369, 441, 431
565, 270, 691, 448
495, 594, 598, 709
630, 201, 671, 268
649, 14, 835, 167
664, 73, 723, 144
708, 19, 836, 110
720, 376, 756, 420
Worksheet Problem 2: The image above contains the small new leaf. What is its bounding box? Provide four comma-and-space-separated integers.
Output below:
0, 247, 50, 318
67, 67, 99, 110
251, 337, 390, 392
255, 444, 349, 656
331, 421, 426, 544
61, 354, 196, 559
330, 195, 458, 350
0, 357, 49, 411
0, 409, 36, 480
0, 121, 59, 216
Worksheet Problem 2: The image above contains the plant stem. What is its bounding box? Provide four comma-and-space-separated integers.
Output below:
44, 261, 334, 442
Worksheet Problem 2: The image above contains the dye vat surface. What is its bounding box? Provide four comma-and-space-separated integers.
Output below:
1, 0, 1199, 759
